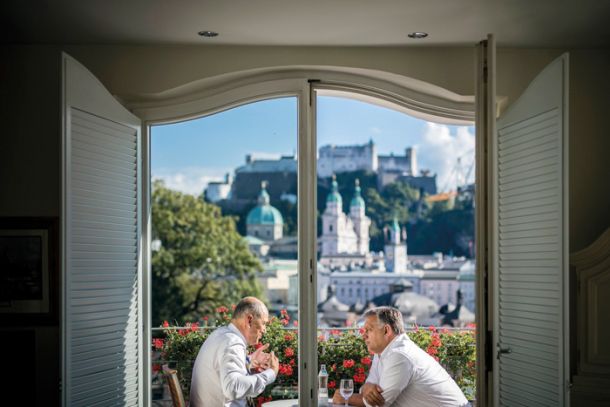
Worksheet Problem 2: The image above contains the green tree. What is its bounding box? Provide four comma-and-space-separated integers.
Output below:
365, 182, 420, 252
151, 180, 264, 325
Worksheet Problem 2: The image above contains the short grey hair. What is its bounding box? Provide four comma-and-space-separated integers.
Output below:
363, 306, 405, 335
233, 297, 268, 320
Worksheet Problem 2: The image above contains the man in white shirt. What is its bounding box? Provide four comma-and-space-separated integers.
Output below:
333, 306, 469, 407
190, 297, 279, 407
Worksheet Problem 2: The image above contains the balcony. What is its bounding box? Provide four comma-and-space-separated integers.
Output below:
151, 316, 475, 406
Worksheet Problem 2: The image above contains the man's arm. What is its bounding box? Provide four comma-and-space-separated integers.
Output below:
374, 353, 413, 406
219, 344, 277, 401
361, 356, 385, 407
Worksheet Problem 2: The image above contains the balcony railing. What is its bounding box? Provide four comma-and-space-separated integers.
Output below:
151, 324, 475, 406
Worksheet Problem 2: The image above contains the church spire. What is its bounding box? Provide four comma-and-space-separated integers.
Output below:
326, 174, 342, 205
350, 178, 365, 209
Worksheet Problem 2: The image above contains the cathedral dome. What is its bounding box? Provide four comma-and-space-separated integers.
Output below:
246, 183, 284, 226
326, 175, 342, 204
350, 179, 365, 208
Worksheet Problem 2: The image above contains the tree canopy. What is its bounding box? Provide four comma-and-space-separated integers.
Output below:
151, 180, 264, 325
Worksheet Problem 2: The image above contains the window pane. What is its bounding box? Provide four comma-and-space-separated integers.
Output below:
150, 97, 299, 404
316, 94, 477, 401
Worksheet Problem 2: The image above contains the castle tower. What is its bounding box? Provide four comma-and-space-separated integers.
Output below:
384, 217, 408, 273
349, 179, 371, 255
246, 182, 284, 241
405, 147, 417, 176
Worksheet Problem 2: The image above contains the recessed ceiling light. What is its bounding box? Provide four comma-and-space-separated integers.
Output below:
198, 30, 219, 38
407, 32, 428, 39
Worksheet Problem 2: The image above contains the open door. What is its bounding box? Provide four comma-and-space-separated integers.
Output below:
493, 54, 570, 406
62, 53, 143, 406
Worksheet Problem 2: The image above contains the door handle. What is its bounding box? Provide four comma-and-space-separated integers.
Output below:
497, 346, 512, 359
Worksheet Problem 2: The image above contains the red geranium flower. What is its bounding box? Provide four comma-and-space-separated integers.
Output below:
343, 359, 355, 368
153, 338, 164, 350
279, 364, 293, 376
284, 347, 295, 357
284, 334, 293, 341
361, 356, 372, 366
353, 373, 366, 383
328, 380, 336, 389
162, 321, 169, 328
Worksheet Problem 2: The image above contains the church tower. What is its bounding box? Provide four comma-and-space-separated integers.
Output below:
349, 179, 370, 255
320, 175, 343, 256
320, 175, 358, 257
384, 217, 408, 273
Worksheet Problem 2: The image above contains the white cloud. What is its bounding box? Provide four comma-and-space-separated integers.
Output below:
416, 123, 475, 192
152, 167, 231, 196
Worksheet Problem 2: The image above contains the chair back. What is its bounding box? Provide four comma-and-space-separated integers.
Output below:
162, 364, 187, 407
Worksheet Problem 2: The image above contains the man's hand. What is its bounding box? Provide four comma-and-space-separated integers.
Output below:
361, 383, 385, 407
332, 390, 347, 405
249, 343, 271, 371
268, 351, 279, 376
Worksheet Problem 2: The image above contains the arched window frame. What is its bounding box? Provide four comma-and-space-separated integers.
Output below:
129, 66, 475, 405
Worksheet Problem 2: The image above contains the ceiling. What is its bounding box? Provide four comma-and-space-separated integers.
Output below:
3, 0, 610, 47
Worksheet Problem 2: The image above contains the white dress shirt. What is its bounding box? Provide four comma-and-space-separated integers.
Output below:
364, 333, 469, 407
190, 323, 277, 407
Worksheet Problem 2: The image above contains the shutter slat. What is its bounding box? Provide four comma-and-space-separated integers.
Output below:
67, 101, 140, 406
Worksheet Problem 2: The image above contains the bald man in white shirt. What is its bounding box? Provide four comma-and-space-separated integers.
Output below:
333, 306, 468, 407
190, 297, 279, 407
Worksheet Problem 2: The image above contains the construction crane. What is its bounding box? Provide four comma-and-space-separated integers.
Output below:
440, 149, 475, 192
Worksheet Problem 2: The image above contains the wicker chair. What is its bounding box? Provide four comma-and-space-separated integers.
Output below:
162, 365, 187, 407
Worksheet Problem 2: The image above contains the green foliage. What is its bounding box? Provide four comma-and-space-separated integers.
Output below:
154, 309, 477, 403
365, 182, 419, 252
407, 204, 474, 256
151, 181, 264, 325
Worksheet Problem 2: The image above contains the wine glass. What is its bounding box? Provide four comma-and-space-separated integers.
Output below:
339, 379, 354, 406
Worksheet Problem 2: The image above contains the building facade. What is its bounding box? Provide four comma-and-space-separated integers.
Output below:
317, 140, 377, 178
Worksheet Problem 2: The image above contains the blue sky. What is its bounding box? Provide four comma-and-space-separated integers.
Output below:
152, 96, 475, 195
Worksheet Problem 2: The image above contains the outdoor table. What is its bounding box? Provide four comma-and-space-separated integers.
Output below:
262, 399, 343, 407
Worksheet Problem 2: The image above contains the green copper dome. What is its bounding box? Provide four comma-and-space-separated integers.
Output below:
326, 175, 342, 204
246, 206, 283, 225
350, 179, 365, 208
391, 217, 401, 233
247, 183, 284, 225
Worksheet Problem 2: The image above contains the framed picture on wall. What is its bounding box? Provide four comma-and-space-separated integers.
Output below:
0, 217, 58, 324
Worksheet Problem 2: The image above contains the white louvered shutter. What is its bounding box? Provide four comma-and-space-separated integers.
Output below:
63, 54, 142, 406
493, 55, 569, 406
